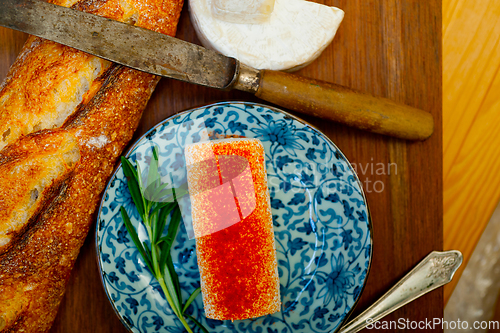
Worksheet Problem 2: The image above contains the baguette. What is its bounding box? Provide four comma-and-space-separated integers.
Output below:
0, 0, 183, 330
0, 130, 80, 255
0, 0, 181, 151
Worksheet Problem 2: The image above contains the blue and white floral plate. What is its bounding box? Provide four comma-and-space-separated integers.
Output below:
96, 102, 373, 333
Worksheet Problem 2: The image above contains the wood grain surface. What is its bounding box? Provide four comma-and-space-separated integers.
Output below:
443, 0, 500, 304
0, 0, 442, 331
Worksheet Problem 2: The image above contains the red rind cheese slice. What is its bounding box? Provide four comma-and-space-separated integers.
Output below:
185, 138, 281, 320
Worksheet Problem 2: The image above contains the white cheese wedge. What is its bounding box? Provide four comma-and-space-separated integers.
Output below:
212, 0, 275, 24
189, 0, 344, 71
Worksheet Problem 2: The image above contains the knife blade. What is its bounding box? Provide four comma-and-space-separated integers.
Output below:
0, 0, 434, 140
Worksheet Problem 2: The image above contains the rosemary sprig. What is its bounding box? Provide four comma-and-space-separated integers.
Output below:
119, 147, 207, 333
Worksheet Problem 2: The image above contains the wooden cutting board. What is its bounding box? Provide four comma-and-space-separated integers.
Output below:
0, 0, 442, 331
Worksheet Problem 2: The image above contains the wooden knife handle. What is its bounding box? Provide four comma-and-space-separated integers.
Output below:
254, 69, 434, 140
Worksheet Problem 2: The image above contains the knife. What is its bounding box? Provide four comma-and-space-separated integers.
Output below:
0, 0, 434, 140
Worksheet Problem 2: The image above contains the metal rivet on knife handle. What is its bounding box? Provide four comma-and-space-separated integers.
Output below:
232, 64, 261, 93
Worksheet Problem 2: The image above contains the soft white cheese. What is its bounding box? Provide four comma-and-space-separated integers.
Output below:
211, 0, 275, 24
189, 0, 344, 71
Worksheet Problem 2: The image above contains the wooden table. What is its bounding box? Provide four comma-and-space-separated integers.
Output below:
442, 0, 500, 303
0, 0, 442, 331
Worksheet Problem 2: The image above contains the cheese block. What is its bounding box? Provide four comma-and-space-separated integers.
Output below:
189, 0, 344, 71
211, 0, 275, 24
185, 138, 281, 320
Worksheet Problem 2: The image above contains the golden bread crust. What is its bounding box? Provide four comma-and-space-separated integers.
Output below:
0, 0, 183, 330
0, 37, 111, 151
0, 0, 182, 151
0, 66, 158, 332
0, 130, 79, 254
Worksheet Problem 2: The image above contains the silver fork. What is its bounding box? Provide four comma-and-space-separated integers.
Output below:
338, 250, 463, 333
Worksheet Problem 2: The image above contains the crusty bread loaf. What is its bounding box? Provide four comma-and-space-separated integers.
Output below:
0, 37, 111, 151
0, 130, 80, 254
0, 0, 182, 152
185, 138, 281, 320
0, 0, 183, 331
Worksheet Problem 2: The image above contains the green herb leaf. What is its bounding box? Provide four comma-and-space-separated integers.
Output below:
173, 184, 189, 201
120, 207, 153, 273
135, 162, 147, 206
163, 257, 181, 313
185, 314, 210, 333
150, 183, 174, 202
146, 146, 160, 193
152, 201, 174, 216
150, 207, 159, 243
120, 152, 208, 333
145, 145, 169, 205
183, 287, 201, 314
121, 157, 145, 217
120, 156, 138, 179
159, 206, 181, 273
167, 254, 182, 305
163, 207, 181, 246
152, 144, 160, 161
143, 241, 153, 265
155, 203, 175, 243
